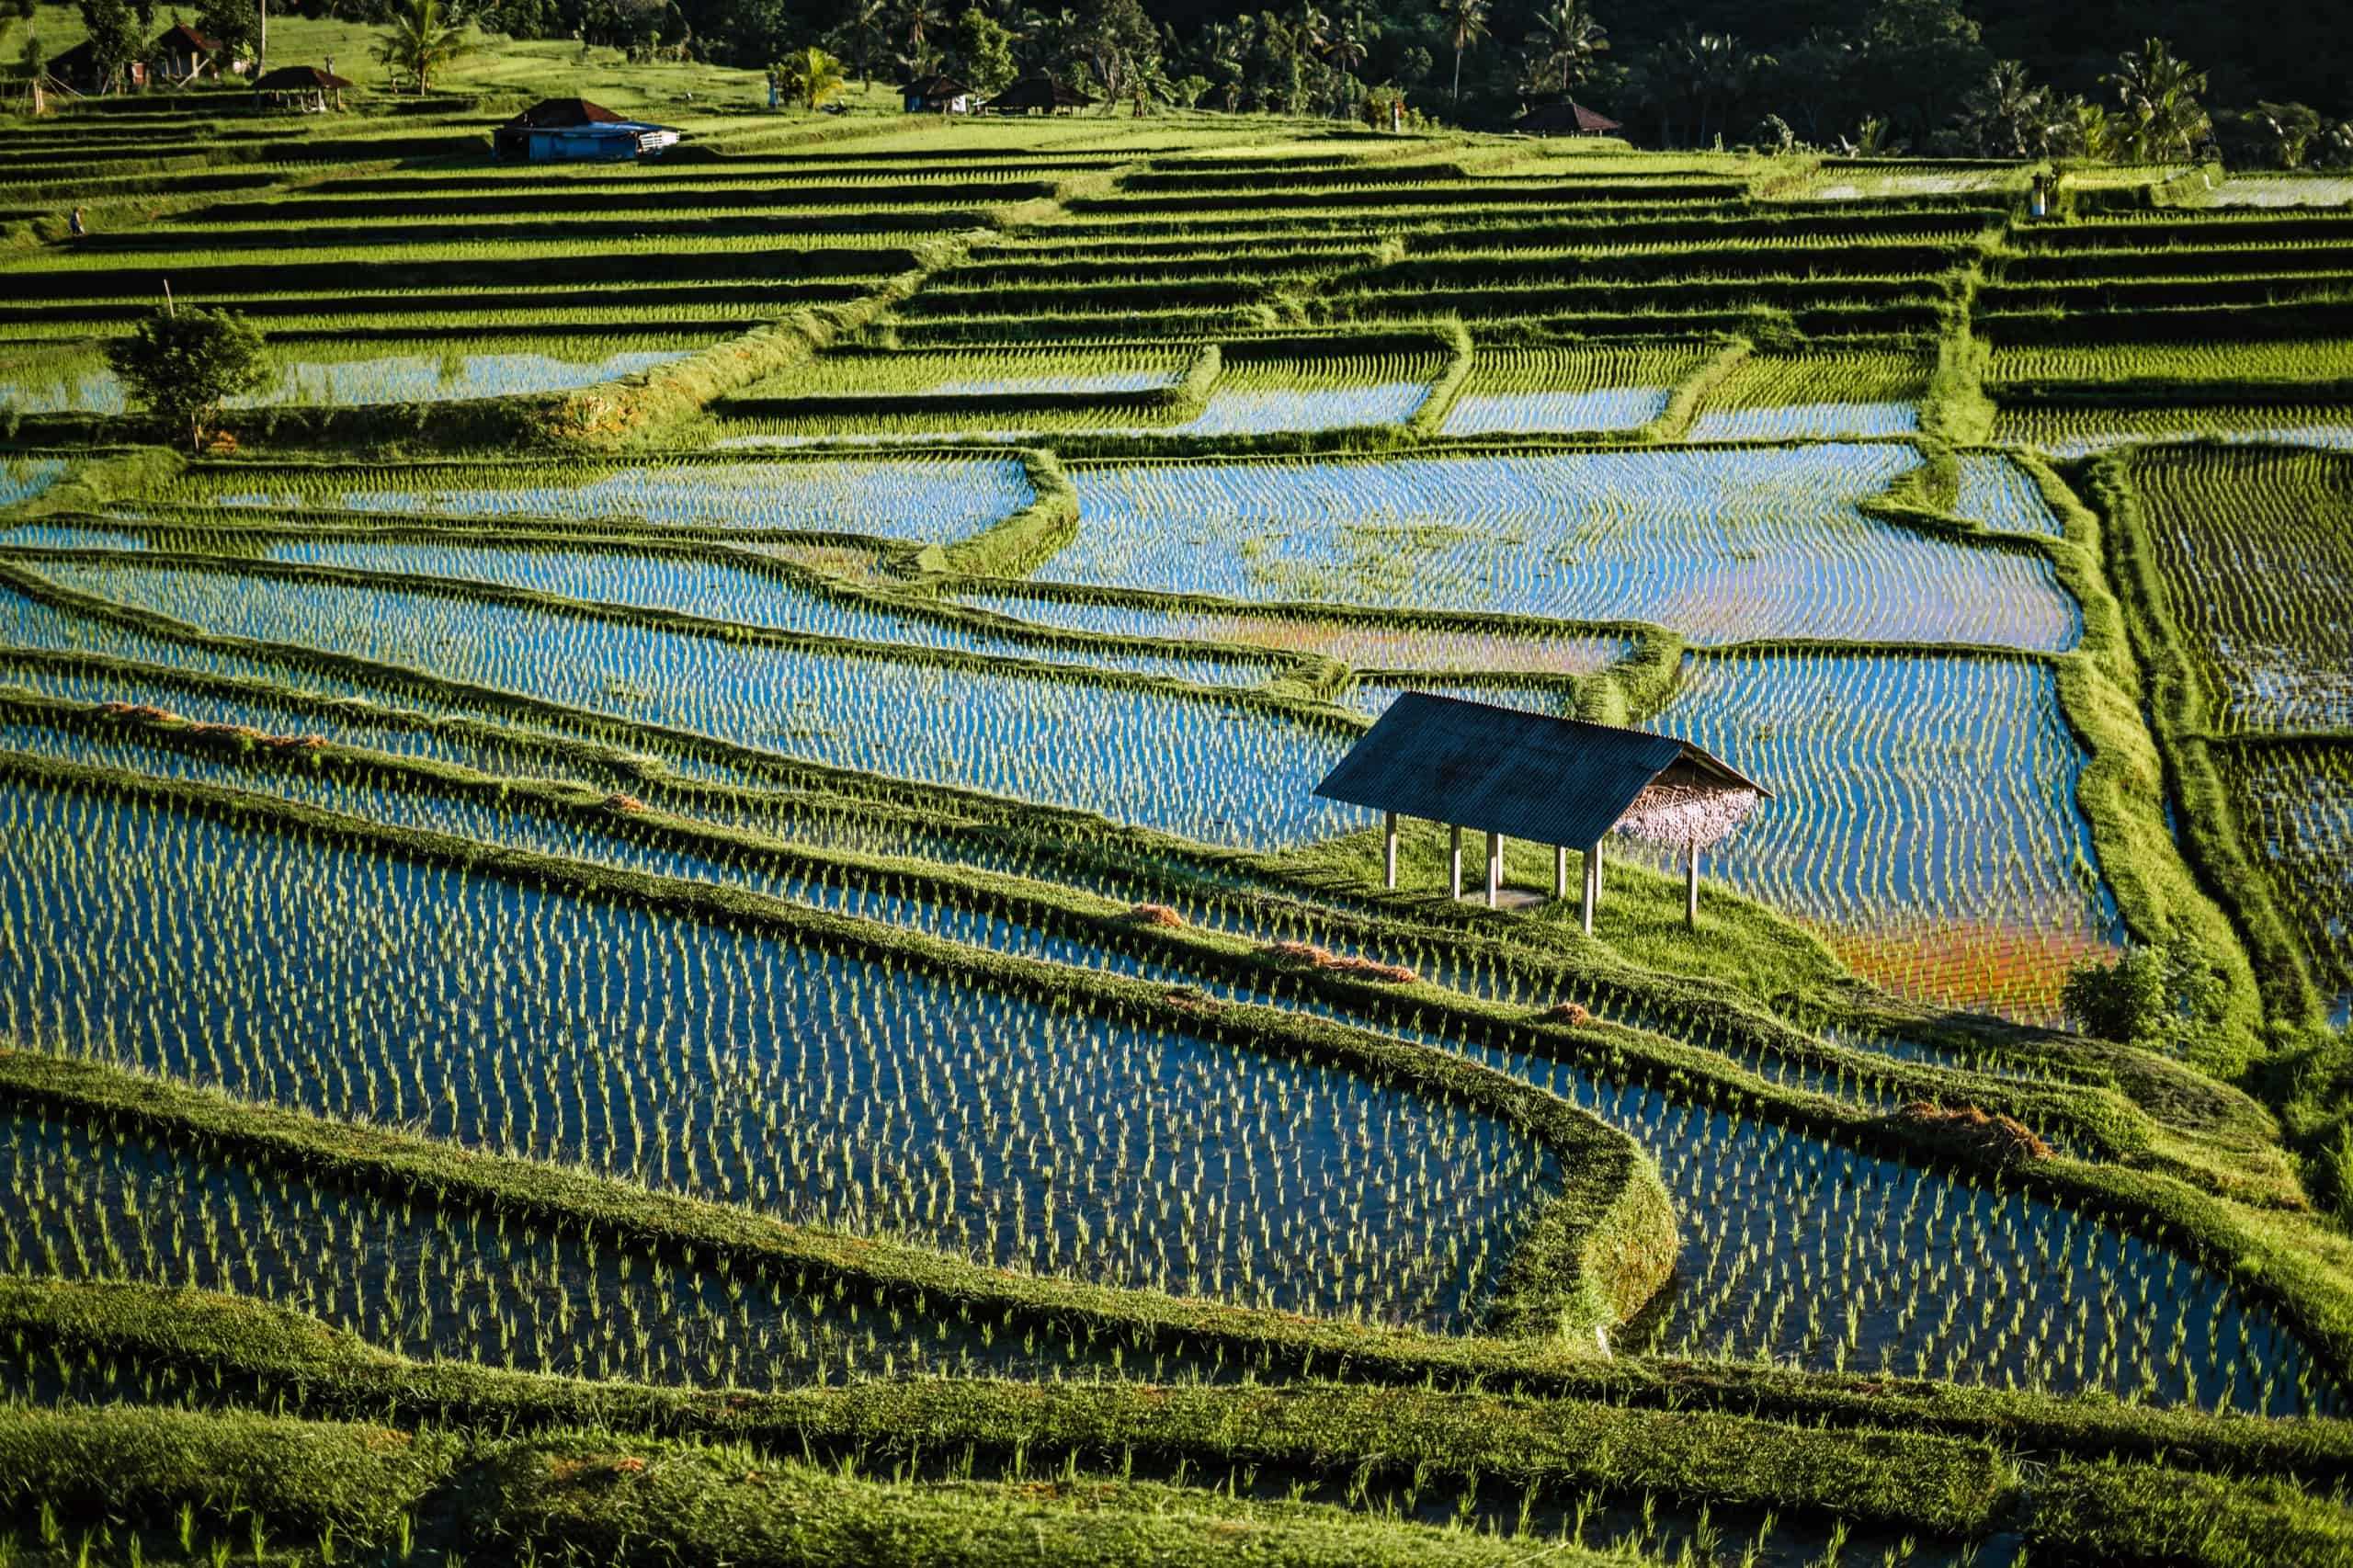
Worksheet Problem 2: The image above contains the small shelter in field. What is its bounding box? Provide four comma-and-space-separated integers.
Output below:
46, 40, 148, 95
1313, 693, 1768, 929
251, 63, 351, 111
901, 74, 973, 113
1514, 99, 1620, 138
986, 74, 1096, 114
153, 22, 229, 84
494, 97, 680, 160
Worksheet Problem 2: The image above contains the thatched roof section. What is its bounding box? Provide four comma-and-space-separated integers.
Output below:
988, 74, 1096, 110
1514, 99, 1621, 134
899, 74, 972, 98
252, 64, 353, 90
1313, 693, 1766, 850
155, 22, 222, 53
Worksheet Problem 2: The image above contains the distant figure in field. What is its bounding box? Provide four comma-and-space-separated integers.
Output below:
67, 208, 85, 238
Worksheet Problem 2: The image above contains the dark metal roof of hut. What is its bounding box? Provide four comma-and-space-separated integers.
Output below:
900, 74, 972, 97
1514, 99, 1621, 134
506, 97, 628, 127
156, 22, 222, 51
1313, 693, 1767, 849
252, 63, 353, 89
987, 74, 1097, 109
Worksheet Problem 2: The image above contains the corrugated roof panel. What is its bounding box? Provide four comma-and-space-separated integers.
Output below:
1313, 692, 1757, 846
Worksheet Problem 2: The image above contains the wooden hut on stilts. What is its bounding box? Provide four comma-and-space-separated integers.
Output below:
1313, 693, 1768, 930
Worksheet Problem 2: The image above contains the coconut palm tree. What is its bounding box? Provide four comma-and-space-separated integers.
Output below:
896, 0, 946, 74
1522, 0, 1604, 97
1960, 60, 2051, 157
776, 45, 847, 110
1436, 0, 1487, 107
372, 0, 472, 94
2102, 38, 2209, 162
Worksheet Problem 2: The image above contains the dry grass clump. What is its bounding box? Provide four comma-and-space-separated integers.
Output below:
1128, 903, 1184, 927
1893, 1101, 2053, 1165
1261, 939, 1417, 985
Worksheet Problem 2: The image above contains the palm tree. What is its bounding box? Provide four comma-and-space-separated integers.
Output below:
896, 0, 946, 74
1961, 60, 2049, 158
371, 0, 472, 94
839, 0, 888, 85
775, 45, 847, 110
2102, 38, 2209, 162
1436, 0, 1487, 107
1523, 0, 1603, 97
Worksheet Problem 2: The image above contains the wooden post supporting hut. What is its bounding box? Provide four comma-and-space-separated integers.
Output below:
1314, 693, 1768, 930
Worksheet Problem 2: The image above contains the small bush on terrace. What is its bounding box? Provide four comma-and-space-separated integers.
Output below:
2061, 933, 2226, 1053
103, 306, 270, 454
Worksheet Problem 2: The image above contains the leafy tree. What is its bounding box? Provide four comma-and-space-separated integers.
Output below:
2060, 934, 2224, 1053
372, 0, 473, 92
773, 43, 846, 108
105, 306, 270, 453
1070, 0, 1155, 113
2103, 37, 2209, 162
193, 0, 262, 66
76, 0, 148, 91
951, 5, 1014, 93
1434, 0, 1485, 106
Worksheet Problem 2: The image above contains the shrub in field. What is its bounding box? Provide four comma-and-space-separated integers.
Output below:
2060, 934, 2226, 1052
104, 307, 269, 453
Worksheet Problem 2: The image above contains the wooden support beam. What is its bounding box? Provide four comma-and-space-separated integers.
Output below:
1382, 810, 1398, 890
1449, 824, 1462, 900
1582, 839, 1602, 935
1553, 843, 1568, 901
1484, 830, 1502, 909
1686, 838, 1699, 927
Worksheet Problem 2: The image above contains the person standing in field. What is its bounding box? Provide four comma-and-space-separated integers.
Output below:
67, 207, 85, 238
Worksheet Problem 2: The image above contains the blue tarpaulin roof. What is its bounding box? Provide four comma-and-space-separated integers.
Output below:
1313, 692, 1767, 847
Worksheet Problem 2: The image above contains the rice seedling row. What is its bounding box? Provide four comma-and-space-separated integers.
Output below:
1441, 1030, 2332, 1414
19, 558, 1360, 846
163, 536, 1292, 690
1990, 403, 2353, 456
1685, 353, 1928, 440
1986, 338, 2353, 388
1950, 454, 2068, 538
180, 455, 1033, 545
0, 775, 1554, 1329
2130, 445, 2353, 733
944, 591, 1635, 675
2212, 739, 2353, 1000
0, 1108, 1107, 1392
1048, 449, 2079, 650
1438, 346, 1713, 436
1644, 651, 2125, 1021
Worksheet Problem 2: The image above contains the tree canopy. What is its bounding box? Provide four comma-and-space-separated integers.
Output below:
102, 305, 270, 453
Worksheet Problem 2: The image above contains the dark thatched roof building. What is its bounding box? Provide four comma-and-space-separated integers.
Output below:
900, 74, 973, 113
1313, 692, 1768, 926
986, 74, 1097, 114
1514, 99, 1621, 137
251, 63, 353, 109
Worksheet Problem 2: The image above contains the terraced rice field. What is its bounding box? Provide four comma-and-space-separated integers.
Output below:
1645, 651, 2123, 1017
1438, 344, 1713, 435
1686, 352, 1927, 439
182, 454, 1035, 542
1049, 449, 2077, 649
1, 108, 2347, 1564
2130, 445, 2353, 733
